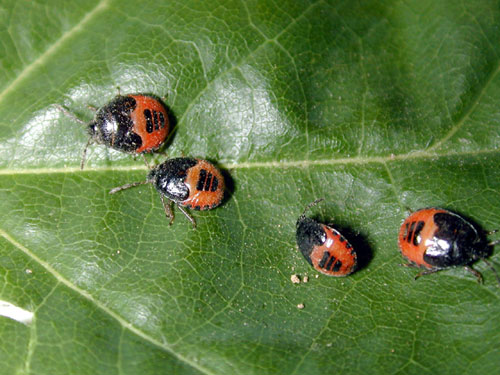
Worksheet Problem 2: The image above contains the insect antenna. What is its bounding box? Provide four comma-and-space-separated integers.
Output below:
109, 180, 150, 194
300, 198, 325, 219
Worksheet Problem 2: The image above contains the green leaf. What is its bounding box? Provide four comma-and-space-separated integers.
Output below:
1, 0, 500, 374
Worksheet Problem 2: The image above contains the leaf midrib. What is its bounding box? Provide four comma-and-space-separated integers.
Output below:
0, 148, 497, 176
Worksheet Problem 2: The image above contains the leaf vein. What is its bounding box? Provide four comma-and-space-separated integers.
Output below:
427, 57, 500, 152
176, 0, 323, 129
0, 0, 111, 105
0, 228, 215, 375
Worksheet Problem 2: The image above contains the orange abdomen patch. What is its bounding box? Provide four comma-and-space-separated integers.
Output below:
309, 226, 357, 276
398, 208, 447, 268
182, 159, 224, 210
130, 95, 169, 153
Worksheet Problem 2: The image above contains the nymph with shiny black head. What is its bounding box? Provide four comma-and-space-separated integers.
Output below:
110, 157, 225, 228
296, 199, 357, 276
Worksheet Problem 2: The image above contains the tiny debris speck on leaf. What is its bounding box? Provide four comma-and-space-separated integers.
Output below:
291, 274, 300, 284
303, 276, 309, 283
297, 303, 305, 309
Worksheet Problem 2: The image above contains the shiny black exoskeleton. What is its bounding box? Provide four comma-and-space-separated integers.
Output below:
89, 96, 142, 152
148, 158, 198, 202
296, 216, 327, 265
424, 212, 489, 268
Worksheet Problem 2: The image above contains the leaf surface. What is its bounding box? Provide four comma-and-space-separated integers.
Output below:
1, 1, 500, 374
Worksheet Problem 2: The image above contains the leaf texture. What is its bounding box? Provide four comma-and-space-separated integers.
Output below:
1, 1, 500, 374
